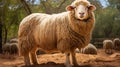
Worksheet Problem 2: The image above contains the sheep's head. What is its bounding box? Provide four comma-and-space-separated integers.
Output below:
66, 0, 96, 20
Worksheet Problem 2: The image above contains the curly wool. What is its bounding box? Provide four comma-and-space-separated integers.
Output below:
81, 43, 97, 55
103, 40, 114, 54
18, 0, 96, 66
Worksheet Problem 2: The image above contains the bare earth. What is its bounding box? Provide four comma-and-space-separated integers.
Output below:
0, 49, 120, 67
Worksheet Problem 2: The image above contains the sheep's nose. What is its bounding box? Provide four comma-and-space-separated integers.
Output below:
79, 12, 85, 16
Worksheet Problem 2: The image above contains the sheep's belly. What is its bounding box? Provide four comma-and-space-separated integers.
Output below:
34, 21, 58, 53
37, 40, 58, 53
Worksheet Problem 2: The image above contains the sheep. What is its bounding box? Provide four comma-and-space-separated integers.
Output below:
103, 40, 114, 54
9, 38, 18, 43
75, 48, 80, 53
81, 43, 97, 55
2, 43, 11, 54
113, 38, 120, 50
2, 43, 18, 55
18, 0, 96, 67
10, 43, 18, 54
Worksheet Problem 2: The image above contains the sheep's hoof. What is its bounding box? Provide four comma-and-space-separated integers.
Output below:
66, 65, 72, 67
25, 63, 31, 67
65, 64, 72, 67
74, 64, 79, 67
25, 60, 31, 66
33, 62, 39, 65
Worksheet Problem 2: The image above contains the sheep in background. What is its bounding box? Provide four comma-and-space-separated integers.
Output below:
10, 43, 18, 54
103, 40, 114, 54
2, 43, 11, 54
2, 43, 18, 54
18, 0, 96, 66
9, 38, 18, 43
113, 38, 120, 50
81, 43, 97, 55
75, 48, 80, 53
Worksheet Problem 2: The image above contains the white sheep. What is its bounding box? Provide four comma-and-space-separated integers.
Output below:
18, 0, 96, 67
81, 43, 97, 55
103, 40, 114, 54
113, 38, 120, 50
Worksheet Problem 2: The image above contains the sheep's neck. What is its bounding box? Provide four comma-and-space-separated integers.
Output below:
68, 11, 94, 36
68, 24, 90, 48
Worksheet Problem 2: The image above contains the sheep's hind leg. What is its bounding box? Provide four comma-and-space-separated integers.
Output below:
30, 49, 38, 65
71, 51, 78, 67
24, 54, 31, 66
65, 53, 71, 67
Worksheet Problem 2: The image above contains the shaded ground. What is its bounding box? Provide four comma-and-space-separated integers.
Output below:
0, 49, 120, 67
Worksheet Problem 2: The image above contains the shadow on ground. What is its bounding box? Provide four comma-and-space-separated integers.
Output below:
21, 62, 92, 67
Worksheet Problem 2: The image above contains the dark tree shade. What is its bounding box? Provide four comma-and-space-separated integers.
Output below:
0, 17, 2, 53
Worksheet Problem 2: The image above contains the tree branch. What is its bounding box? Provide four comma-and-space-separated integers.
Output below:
41, 1, 47, 10
57, 0, 66, 9
20, 0, 32, 15
41, 0, 52, 14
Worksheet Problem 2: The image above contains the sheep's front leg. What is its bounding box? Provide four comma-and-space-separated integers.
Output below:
65, 53, 71, 67
30, 49, 38, 65
71, 51, 78, 67
24, 54, 31, 66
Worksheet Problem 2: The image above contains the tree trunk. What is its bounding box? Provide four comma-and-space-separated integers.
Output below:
3, 25, 7, 44
20, 0, 32, 15
0, 17, 3, 53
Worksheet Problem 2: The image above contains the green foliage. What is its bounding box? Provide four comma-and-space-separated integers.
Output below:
93, 7, 120, 38
1, 0, 26, 42
31, 0, 73, 13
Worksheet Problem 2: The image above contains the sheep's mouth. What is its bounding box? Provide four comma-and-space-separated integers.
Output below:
80, 15, 84, 18
76, 17, 90, 22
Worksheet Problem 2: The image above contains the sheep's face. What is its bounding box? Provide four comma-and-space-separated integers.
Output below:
66, 0, 96, 20
74, 4, 89, 20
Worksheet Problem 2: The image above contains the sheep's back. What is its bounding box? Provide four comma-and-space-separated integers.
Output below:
33, 12, 70, 52
103, 40, 113, 49
18, 12, 70, 54
81, 44, 97, 54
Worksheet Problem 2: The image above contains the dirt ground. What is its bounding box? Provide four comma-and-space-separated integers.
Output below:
0, 49, 120, 67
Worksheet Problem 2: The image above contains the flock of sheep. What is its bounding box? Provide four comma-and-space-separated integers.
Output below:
2, 0, 120, 67
81, 38, 120, 55
3, 38, 120, 55
103, 38, 120, 54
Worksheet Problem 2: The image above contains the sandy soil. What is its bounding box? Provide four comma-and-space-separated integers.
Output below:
0, 49, 120, 67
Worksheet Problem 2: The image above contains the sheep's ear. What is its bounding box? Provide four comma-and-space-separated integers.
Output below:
88, 5, 96, 11
66, 5, 75, 11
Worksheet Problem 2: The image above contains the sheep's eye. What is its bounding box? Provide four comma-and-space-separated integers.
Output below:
86, 6, 89, 9
74, 7, 77, 10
